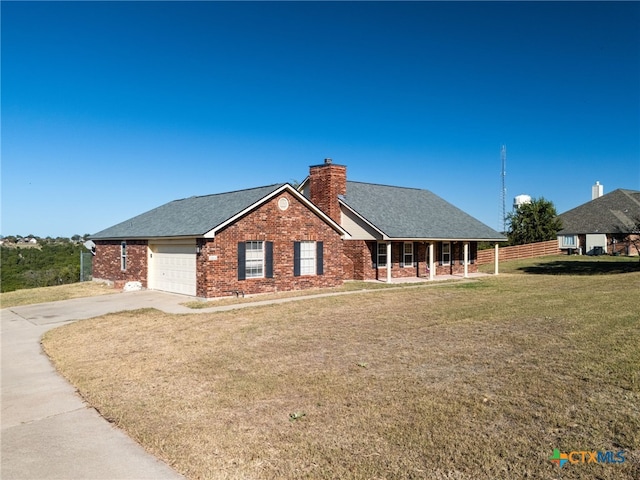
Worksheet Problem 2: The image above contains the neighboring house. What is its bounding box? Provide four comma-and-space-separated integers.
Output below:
557, 188, 640, 256
91, 161, 505, 297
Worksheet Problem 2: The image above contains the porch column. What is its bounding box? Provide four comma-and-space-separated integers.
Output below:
386, 241, 392, 284
463, 242, 469, 278
428, 242, 435, 280
494, 242, 499, 275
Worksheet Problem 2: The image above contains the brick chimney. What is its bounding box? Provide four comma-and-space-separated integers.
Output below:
308, 158, 346, 224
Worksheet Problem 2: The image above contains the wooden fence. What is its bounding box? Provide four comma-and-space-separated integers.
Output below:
476, 239, 561, 265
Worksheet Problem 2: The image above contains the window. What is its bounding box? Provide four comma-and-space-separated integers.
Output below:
238, 241, 273, 280
300, 241, 316, 275
377, 243, 387, 268
245, 241, 264, 278
441, 242, 451, 266
294, 241, 323, 276
562, 235, 577, 248
120, 241, 127, 271
403, 242, 413, 267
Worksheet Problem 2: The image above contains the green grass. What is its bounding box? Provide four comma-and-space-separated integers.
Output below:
478, 253, 639, 275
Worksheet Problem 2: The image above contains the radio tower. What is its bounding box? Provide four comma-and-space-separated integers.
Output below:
500, 145, 507, 233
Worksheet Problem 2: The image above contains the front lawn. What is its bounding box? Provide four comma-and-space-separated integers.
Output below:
42, 258, 640, 479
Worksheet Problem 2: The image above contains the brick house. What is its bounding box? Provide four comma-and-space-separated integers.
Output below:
91, 161, 505, 297
301, 160, 505, 282
557, 188, 640, 256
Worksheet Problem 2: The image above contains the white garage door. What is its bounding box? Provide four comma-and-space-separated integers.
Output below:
149, 244, 197, 296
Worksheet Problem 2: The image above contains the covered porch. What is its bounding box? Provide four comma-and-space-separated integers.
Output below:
343, 240, 501, 283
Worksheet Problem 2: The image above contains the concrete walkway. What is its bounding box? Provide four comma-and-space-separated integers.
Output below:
1, 291, 193, 480
1, 277, 487, 479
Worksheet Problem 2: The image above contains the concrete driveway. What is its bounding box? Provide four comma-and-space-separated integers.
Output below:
1, 291, 192, 480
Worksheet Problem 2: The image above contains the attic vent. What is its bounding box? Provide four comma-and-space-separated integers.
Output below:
278, 197, 290, 211
324, 158, 332, 164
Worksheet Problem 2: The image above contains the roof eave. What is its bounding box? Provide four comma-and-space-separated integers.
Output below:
91, 234, 202, 241
374, 237, 507, 242
204, 184, 350, 239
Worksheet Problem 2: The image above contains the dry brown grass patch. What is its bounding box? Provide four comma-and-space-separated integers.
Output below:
43, 271, 640, 479
0, 281, 116, 308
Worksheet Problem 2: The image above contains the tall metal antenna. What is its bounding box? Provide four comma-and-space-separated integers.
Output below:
500, 145, 507, 232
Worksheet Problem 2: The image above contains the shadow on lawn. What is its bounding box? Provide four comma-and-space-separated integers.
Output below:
519, 259, 640, 275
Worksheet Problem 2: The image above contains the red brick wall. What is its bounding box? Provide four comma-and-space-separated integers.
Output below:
92, 240, 148, 289
343, 240, 371, 280
308, 161, 346, 225
610, 235, 639, 255
196, 191, 343, 297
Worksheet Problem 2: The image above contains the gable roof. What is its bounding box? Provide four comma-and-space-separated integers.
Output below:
91, 184, 346, 240
558, 188, 640, 235
339, 181, 506, 241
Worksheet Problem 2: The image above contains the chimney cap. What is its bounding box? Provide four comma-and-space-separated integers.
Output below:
310, 159, 346, 169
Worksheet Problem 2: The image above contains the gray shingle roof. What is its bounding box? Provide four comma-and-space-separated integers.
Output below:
91, 184, 286, 239
558, 189, 640, 234
340, 181, 506, 240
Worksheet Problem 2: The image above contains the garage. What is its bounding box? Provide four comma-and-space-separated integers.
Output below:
149, 243, 197, 296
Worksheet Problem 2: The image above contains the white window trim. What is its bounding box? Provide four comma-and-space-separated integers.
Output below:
300, 241, 316, 276
441, 242, 451, 266
245, 241, 264, 278
377, 242, 387, 268
561, 235, 577, 248
120, 241, 127, 271
403, 242, 413, 267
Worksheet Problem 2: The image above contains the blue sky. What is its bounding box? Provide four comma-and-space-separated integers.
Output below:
2, 1, 639, 238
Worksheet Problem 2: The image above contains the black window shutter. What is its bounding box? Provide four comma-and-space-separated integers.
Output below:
438, 242, 443, 266
237, 242, 246, 280
265, 241, 273, 278
399, 243, 404, 268
316, 241, 324, 275
293, 241, 301, 277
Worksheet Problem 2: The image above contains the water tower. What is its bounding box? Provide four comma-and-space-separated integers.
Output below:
513, 194, 532, 210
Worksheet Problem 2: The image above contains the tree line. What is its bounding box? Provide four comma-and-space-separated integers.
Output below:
1, 241, 90, 293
